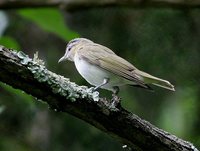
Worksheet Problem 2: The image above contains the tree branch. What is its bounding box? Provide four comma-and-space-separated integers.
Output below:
0, 45, 198, 151
0, 0, 200, 10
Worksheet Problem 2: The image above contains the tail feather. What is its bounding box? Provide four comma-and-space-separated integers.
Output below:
130, 84, 154, 91
135, 70, 175, 91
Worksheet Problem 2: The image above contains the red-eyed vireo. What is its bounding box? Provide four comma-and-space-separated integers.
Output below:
59, 38, 175, 94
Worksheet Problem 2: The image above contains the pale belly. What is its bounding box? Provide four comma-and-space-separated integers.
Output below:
74, 55, 131, 91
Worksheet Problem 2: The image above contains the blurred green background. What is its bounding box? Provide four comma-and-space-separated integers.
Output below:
0, 6, 200, 151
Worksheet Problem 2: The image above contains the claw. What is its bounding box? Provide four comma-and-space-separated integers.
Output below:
88, 87, 95, 93
111, 93, 121, 108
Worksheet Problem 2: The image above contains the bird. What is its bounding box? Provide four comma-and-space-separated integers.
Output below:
58, 38, 175, 95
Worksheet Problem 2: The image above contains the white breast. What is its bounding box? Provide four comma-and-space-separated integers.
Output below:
74, 54, 108, 85
74, 53, 132, 91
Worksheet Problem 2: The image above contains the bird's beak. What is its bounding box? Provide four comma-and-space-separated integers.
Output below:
58, 56, 65, 63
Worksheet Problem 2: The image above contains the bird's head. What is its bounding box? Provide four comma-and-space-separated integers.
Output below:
58, 38, 93, 62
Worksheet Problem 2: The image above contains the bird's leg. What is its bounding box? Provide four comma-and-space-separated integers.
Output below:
113, 86, 119, 95
94, 78, 109, 91
111, 86, 121, 107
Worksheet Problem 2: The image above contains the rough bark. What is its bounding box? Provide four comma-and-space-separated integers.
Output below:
0, 0, 200, 10
0, 45, 198, 151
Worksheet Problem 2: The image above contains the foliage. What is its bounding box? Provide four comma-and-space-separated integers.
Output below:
18, 8, 79, 41
0, 36, 20, 50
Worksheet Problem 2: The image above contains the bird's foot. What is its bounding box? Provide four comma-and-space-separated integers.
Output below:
111, 93, 121, 108
88, 87, 98, 93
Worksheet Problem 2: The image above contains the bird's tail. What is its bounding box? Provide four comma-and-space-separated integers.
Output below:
135, 70, 175, 91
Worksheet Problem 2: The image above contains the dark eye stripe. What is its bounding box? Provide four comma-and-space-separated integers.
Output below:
67, 39, 79, 48
70, 39, 79, 44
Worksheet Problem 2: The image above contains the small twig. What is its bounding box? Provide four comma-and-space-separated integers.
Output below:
0, 0, 200, 11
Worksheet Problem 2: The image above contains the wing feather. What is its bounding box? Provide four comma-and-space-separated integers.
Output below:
77, 44, 149, 88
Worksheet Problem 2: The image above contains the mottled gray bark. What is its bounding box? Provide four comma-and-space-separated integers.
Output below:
0, 46, 198, 151
0, 0, 200, 10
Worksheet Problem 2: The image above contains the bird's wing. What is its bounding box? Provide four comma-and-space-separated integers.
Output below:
77, 44, 149, 88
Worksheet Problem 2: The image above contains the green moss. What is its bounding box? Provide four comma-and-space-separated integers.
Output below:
0, 45, 3, 51
17, 51, 32, 65
15, 50, 99, 102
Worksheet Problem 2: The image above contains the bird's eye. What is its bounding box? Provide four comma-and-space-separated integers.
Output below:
68, 47, 72, 51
